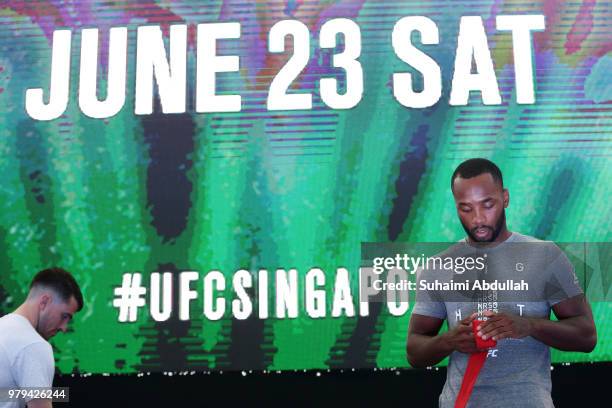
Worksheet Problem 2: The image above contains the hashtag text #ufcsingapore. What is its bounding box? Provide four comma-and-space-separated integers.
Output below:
113, 268, 411, 322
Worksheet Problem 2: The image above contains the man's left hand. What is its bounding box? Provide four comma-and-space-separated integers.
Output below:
476, 310, 532, 341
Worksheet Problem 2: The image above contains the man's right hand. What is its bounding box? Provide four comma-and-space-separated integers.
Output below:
442, 313, 484, 354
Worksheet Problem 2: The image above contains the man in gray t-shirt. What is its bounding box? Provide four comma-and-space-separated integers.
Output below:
406, 159, 597, 408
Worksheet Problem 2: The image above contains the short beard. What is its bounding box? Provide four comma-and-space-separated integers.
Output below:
462, 211, 506, 243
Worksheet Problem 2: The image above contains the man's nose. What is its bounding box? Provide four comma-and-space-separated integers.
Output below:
59, 323, 68, 333
473, 208, 485, 225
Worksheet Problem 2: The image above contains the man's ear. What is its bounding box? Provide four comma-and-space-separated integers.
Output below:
503, 189, 509, 208
39, 293, 52, 311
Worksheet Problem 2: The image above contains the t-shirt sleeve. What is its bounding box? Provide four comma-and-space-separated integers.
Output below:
412, 268, 447, 319
12, 341, 54, 395
545, 244, 584, 306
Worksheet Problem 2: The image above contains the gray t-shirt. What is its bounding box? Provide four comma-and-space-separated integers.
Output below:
412, 232, 583, 408
0, 314, 54, 408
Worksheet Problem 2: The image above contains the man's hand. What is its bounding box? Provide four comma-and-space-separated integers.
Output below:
442, 312, 485, 354
476, 310, 532, 341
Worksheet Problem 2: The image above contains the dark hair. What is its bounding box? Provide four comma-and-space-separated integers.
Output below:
451, 158, 503, 191
30, 267, 84, 311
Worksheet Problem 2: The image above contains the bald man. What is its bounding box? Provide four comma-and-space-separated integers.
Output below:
406, 158, 596, 407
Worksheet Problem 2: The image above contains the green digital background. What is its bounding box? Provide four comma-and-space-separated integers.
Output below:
0, 0, 610, 373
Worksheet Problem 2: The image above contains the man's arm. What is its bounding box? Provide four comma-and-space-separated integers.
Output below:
531, 294, 596, 351
406, 312, 481, 368
27, 399, 52, 408
12, 342, 55, 408
477, 294, 597, 352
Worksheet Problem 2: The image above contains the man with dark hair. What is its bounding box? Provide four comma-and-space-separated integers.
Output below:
0, 268, 83, 408
450, 157, 503, 190
450, 158, 508, 243
406, 158, 597, 407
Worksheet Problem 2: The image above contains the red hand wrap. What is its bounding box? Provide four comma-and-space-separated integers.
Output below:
454, 320, 497, 408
